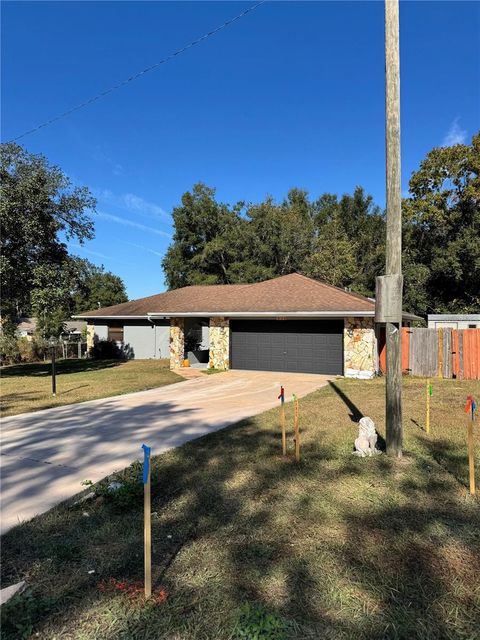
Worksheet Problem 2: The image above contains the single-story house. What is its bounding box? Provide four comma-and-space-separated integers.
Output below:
14, 317, 86, 341
427, 314, 480, 330
73, 273, 418, 378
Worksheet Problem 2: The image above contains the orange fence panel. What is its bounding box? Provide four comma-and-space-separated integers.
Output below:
463, 329, 480, 380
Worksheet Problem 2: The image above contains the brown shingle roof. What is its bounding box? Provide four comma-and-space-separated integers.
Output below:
74, 274, 375, 318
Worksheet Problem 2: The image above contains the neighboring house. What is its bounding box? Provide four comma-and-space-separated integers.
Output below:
63, 320, 87, 338
427, 314, 480, 330
74, 273, 418, 378
14, 317, 86, 341
16, 317, 37, 340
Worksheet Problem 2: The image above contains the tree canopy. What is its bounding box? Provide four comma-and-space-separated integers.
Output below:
0, 143, 95, 318
162, 183, 385, 297
403, 132, 480, 314
163, 133, 479, 316
0, 143, 128, 335
71, 258, 128, 313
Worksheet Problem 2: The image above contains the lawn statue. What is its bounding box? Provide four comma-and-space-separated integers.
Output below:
353, 417, 381, 457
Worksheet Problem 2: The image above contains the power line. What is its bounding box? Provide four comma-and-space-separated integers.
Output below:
8, 1, 265, 143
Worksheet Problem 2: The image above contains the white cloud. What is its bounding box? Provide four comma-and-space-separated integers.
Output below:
123, 241, 165, 258
97, 211, 172, 238
68, 243, 112, 260
94, 189, 168, 219
442, 118, 467, 147
122, 193, 167, 218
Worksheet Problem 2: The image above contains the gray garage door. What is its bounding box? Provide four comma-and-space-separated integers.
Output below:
230, 320, 343, 375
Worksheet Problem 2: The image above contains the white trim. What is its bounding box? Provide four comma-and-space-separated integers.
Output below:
147, 311, 375, 318
72, 315, 150, 320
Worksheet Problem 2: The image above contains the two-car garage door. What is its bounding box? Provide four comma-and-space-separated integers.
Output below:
230, 319, 343, 375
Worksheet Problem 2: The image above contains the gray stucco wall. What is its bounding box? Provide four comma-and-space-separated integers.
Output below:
123, 320, 169, 359
92, 323, 108, 341
90, 320, 169, 359
155, 323, 170, 359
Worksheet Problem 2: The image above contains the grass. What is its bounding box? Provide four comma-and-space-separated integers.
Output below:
1, 376, 479, 639
201, 368, 227, 375
0, 359, 183, 417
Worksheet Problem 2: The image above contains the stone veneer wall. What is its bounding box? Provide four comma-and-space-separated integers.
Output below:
170, 318, 185, 369
209, 318, 230, 369
344, 317, 376, 379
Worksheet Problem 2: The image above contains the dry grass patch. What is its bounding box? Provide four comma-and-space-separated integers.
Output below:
1, 376, 479, 639
0, 359, 183, 416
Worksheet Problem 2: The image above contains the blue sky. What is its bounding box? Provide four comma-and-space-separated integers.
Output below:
2, 1, 479, 299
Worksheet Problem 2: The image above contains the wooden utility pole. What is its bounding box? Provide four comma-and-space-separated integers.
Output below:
382, 0, 403, 457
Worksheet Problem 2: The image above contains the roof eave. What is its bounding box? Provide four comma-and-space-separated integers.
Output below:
72, 314, 150, 320
401, 312, 424, 322
147, 310, 376, 318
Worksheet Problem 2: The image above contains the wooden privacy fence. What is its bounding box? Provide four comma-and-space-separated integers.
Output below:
379, 328, 480, 379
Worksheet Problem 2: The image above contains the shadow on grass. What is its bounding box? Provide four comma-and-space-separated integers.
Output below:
415, 432, 472, 491
1, 359, 124, 378
1, 384, 479, 640
328, 381, 387, 452
328, 381, 364, 422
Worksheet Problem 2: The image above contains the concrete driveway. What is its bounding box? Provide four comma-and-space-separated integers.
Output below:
0, 370, 330, 534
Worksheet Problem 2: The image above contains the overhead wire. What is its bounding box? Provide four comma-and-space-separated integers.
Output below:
8, 1, 266, 142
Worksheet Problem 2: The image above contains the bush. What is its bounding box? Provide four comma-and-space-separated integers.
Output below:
17, 337, 35, 362
0, 333, 20, 364
32, 334, 48, 361
89, 339, 123, 360
233, 603, 290, 640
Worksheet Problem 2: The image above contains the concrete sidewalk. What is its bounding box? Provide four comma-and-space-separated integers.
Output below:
1, 370, 330, 534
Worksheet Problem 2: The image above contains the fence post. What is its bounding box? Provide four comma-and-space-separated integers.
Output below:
437, 329, 443, 379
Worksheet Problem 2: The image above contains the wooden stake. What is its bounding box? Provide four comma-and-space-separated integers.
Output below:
426, 379, 430, 434
278, 386, 286, 455
467, 418, 476, 496
293, 395, 300, 462
142, 445, 152, 598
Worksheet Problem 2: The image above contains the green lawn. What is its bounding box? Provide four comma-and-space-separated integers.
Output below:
1, 377, 479, 639
0, 359, 183, 417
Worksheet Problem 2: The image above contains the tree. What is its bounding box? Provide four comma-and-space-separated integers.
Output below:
402, 132, 480, 314
162, 183, 245, 288
163, 184, 382, 293
337, 187, 385, 297
246, 189, 314, 277
71, 258, 128, 313
306, 188, 384, 294
0, 143, 95, 323
304, 209, 357, 287
31, 262, 76, 337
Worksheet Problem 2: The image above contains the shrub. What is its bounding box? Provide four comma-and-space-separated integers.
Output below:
0, 333, 20, 364
89, 339, 123, 360
17, 337, 35, 362
233, 603, 290, 640
0, 590, 56, 640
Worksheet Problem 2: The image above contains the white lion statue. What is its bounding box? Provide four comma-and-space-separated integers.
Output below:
353, 417, 381, 457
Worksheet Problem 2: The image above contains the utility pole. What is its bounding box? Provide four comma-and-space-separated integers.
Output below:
376, 0, 403, 457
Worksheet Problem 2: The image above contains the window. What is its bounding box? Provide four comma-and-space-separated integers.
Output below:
108, 322, 124, 343
468, 324, 477, 329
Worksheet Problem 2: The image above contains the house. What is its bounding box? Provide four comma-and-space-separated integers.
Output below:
16, 317, 37, 340
427, 314, 480, 330
73, 273, 418, 378
14, 317, 86, 341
